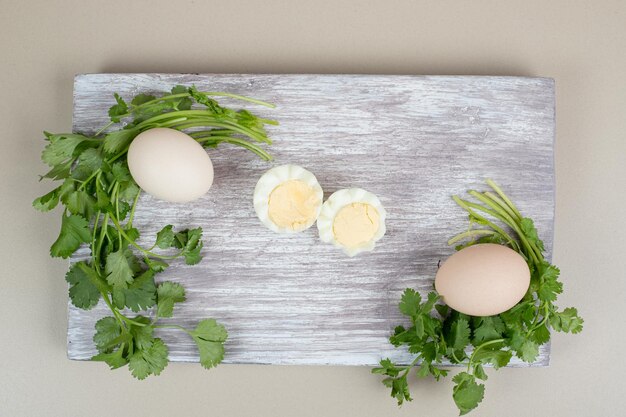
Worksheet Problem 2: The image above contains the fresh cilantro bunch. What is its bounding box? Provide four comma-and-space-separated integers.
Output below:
373, 179, 583, 414
34, 85, 276, 378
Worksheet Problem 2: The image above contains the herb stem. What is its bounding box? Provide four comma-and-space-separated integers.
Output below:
486, 179, 523, 220
95, 121, 114, 136
153, 323, 191, 334
109, 214, 184, 260
459, 196, 540, 265
453, 196, 519, 250
447, 229, 495, 246
127, 190, 141, 228
401, 355, 422, 377
196, 135, 273, 160
467, 338, 506, 372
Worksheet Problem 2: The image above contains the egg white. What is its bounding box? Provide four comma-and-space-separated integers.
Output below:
253, 164, 324, 233
317, 188, 387, 256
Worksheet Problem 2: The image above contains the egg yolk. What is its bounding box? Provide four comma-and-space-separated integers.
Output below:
332, 203, 380, 248
268, 180, 320, 230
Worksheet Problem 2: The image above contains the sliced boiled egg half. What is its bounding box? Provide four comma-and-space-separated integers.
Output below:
254, 164, 323, 233
317, 188, 386, 256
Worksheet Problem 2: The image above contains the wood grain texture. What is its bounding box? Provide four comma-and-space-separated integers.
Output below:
68, 73, 555, 367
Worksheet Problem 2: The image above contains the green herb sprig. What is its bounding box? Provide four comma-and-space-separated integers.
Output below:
34, 85, 276, 378
373, 180, 583, 414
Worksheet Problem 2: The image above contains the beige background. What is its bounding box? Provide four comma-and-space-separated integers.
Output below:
1, 0, 624, 416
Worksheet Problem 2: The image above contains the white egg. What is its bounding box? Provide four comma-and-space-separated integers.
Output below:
317, 188, 386, 256
127, 128, 214, 203
253, 164, 323, 233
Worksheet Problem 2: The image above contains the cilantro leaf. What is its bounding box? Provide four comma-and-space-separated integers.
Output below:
520, 217, 545, 252
528, 324, 551, 345
131, 93, 156, 106
40, 160, 72, 180
103, 129, 138, 155
50, 213, 91, 258
383, 375, 411, 405
108, 93, 128, 122
63, 189, 96, 219
472, 348, 512, 369
33, 186, 62, 212
398, 288, 421, 317
65, 261, 101, 309
373, 359, 414, 405
95, 179, 110, 209
93, 317, 122, 353
473, 364, 487, 381
105, 248, 137, 289
155, 225, 175, 249
92, 347, 128, 369
171, 85, 189, 95
472, 316, 505, 345
452, 372, 485, 415
518, 340, 539, 363
128, 338, 169, 380
72, 147, 104, 180
550, 307, 584, 334
112, 269, 157, 312
111, 163, 140, 202
130, 317, 155, 350
183, 241, 203, 265
372, 358, 401, 377
448, 317, 471, 351
173, 227, 204, 265
41, 133, 88, 166
537, 263, 563, 302
156, 281, 186, 318
145, 258, 169, 272
189, 319, 228, 369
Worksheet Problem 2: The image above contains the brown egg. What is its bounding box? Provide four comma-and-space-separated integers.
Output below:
434, 243, 530, 316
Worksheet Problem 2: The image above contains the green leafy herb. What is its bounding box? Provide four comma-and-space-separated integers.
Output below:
373, 180, 583, 414
35, 86, 277, 378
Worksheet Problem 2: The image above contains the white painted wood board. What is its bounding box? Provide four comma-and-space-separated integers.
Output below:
68, 74, 555, 366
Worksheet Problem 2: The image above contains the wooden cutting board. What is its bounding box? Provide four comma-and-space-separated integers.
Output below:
67, 73, 555, 366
